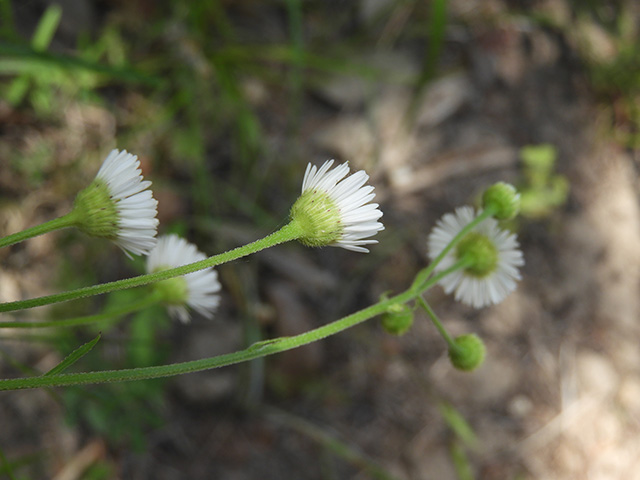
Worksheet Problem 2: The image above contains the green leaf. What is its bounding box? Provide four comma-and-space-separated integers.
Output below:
32, 4, 62, 51
450, 441, 474, 480
439, 402, 477, 447
43, 333, 101, 376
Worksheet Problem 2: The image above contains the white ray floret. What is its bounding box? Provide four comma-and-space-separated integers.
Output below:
300, 160, 384, 252
427, 206, 524, 308
95, 149, 159, 256
147, 234, 222, 323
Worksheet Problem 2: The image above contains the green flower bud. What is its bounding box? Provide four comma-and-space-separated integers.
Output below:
456, 232, 498, 278
449, 334, 486, 371
482, 182, 520, 220
381, 303, 414, 336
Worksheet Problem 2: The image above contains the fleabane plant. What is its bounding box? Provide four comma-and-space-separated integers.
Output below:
0, 150, 526, 390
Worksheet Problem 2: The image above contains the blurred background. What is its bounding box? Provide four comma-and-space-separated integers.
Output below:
1, 0, 640, 478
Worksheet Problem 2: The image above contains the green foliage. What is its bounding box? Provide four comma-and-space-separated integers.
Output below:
518, 144, 569, 219
571, 3, 640, 147
44, 333, 101, 376
60, 290, 171, 450
439, 402, 477, 447
266, 408, 402, 480
0, 445, 18, 480
439, 402, 477, 480
1, 5, 151, 117
5, 4, 62, 108
82, 461, 116, 480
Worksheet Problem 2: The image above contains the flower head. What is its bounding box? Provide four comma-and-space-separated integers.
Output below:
73, 149, 158, 257
290, 160, 384, 252
427, 206, 524, 308
147, 234, 222, 323
449, 334, 486, 371
482, 182, 520, 220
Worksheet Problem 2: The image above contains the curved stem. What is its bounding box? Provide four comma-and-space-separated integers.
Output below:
0, 221, 303, 313
416, 295, 457, 351
0, 262, 463, 391
0, 292, 161, 329
0, 212, 79, 249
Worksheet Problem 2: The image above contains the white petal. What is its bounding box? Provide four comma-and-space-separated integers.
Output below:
300, 160, 384, 253
147, 234, 222, 322
93, 149, 158, 256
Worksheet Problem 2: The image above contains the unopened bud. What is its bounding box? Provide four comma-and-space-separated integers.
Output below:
381, 303, 414, 336
482, 182, 520, 220
449, 334, 486, 371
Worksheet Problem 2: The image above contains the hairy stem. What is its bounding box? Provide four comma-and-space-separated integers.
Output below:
0, 221, 303, 313
0, 212, 78, 249
0, 263, 462, 391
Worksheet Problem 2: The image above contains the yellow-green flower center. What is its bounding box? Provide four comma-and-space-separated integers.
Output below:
153, 274, 189, 306
289, 189, 343, 247
456, 232, 498, 277
72, 180, 120, 239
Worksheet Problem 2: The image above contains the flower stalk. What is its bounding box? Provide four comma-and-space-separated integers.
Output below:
416, 295, 458, 351
0, 212, 80, 249
0, 292, 162, 329
0, 259, 463, 390
0, 221, 304, 313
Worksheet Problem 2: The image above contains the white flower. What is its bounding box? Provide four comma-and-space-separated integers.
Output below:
427, 206, 524, 308
293, 160, 384, 253
95, 149, 159, 257
147, 234, 221, 323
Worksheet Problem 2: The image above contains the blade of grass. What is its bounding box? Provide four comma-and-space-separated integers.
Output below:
450, 441, 474, 480
265, 407, 403, 480
0, 446, 17, 480
5, 4, 61, 105
0, 42, 161, 86
31, 4, 62, 51
286, 0, 304, 129
408, 0, 448, 121
439, 402, 477, 447
0, 0, 15, 38
43, 334, 101, 377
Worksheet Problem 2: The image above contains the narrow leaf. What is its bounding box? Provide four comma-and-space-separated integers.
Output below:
439, 402, 477, 447
32, 4, 62, 51
43, 333, 101, 377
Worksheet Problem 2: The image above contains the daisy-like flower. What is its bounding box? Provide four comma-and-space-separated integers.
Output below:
73, 149, 158, 257
427, 206, 524, 308
147, 234, 222, 323
290, 160, 384, 252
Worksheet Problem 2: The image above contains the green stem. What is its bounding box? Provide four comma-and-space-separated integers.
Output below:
0, 221, 303, 313
0, 262, 462, 391
416, 295, 457, 351
0, 212, 78, 249
410, 208, 494, 293
0, 292, 161, 329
